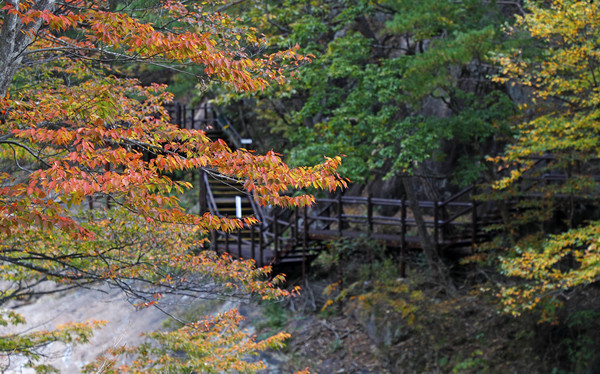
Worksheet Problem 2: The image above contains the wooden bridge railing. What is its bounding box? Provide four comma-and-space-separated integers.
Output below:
302, 189, 483, 249
165, 102, 600, 275
206, 187, 488, 269
165, 102, 489, 268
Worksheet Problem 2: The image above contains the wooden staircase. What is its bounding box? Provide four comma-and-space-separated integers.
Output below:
164, 101, 600, 279
164, 102, 293, 266
167, 102, 495, 271
205, 174, 256, 251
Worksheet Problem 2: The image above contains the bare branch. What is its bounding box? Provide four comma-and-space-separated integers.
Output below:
0, 140, 51, 167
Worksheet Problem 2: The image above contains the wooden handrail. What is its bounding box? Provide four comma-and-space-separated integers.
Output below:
215, 112, 243, 149
203, 172, 219, 216
439, 185, 474, 207
175, 101, 494, 267
441, 205, 474, 225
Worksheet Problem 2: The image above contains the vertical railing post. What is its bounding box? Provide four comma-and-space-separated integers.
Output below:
471, 185, 478, 254
248, 225, 258, 265
190, 107, 195, 130
367, 194, 373, 238
274, 211, 279, 263
302, 206, 308, 284
237, 227, 242, 259
294, 207, 299, 244
439, 202, 445, 245
181, 104, 186, 128
259, 223, 264, 267
183, 105, 188, 128
337, 193, 343, 237
199, 169, 207, 214
400, 199, 407, 278
434, 200, 439, 254
225, 231, 230, 254
250, 224, 256, 263
366, 194, 373, 266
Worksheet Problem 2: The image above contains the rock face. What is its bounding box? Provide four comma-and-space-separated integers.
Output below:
3, 286, 169, 373
351, 305, 409, 348
3, 282, 402, 373
3, 287, 295, 374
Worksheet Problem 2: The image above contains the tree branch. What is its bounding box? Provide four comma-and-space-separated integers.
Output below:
0, 139, 51, 167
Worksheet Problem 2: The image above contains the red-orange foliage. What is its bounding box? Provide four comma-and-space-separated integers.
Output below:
0, 0, 345, 371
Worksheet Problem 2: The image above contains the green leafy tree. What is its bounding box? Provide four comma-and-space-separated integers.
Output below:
226, 0, 514, 183
218, 0, 516, 284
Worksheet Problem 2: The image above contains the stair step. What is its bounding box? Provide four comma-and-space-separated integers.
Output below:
213, 197, 251, 202
218, 211, 254, 216
209, 189, 246, 194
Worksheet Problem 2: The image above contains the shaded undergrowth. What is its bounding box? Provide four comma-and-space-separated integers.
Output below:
275, 238, 600, 373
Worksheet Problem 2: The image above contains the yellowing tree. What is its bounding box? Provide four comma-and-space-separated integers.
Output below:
493, 0, 600, 321
0, 0, 343, 371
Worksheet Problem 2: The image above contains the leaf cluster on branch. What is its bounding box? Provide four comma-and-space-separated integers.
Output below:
487, 0, 600, 322
0, 0, 345, 371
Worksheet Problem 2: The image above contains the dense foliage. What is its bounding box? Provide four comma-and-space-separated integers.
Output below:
0, 0, 345, 371
218, 0, 600, 321
4, 0, 600, 371
219, 0, 516, 185
492, 0, 600, 322
210, 0, 600, 371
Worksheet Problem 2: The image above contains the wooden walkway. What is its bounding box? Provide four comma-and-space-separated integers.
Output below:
205, 187, 488, 269
164, 102, 600, 275
165, 103, 491, 270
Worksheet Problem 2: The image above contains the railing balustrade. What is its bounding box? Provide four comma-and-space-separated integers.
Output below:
166, 102, 491, 271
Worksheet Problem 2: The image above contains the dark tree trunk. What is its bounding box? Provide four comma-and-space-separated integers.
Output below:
402, 176, 454, 290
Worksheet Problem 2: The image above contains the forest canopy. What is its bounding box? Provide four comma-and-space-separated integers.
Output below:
3, 0, 600, 372
213, 0, 600, 324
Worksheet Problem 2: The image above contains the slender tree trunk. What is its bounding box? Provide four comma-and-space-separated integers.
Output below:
0, 0, 55, 96
484, 166, 515, 244
402, 176, 453, 290
0, 0, 22, 96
